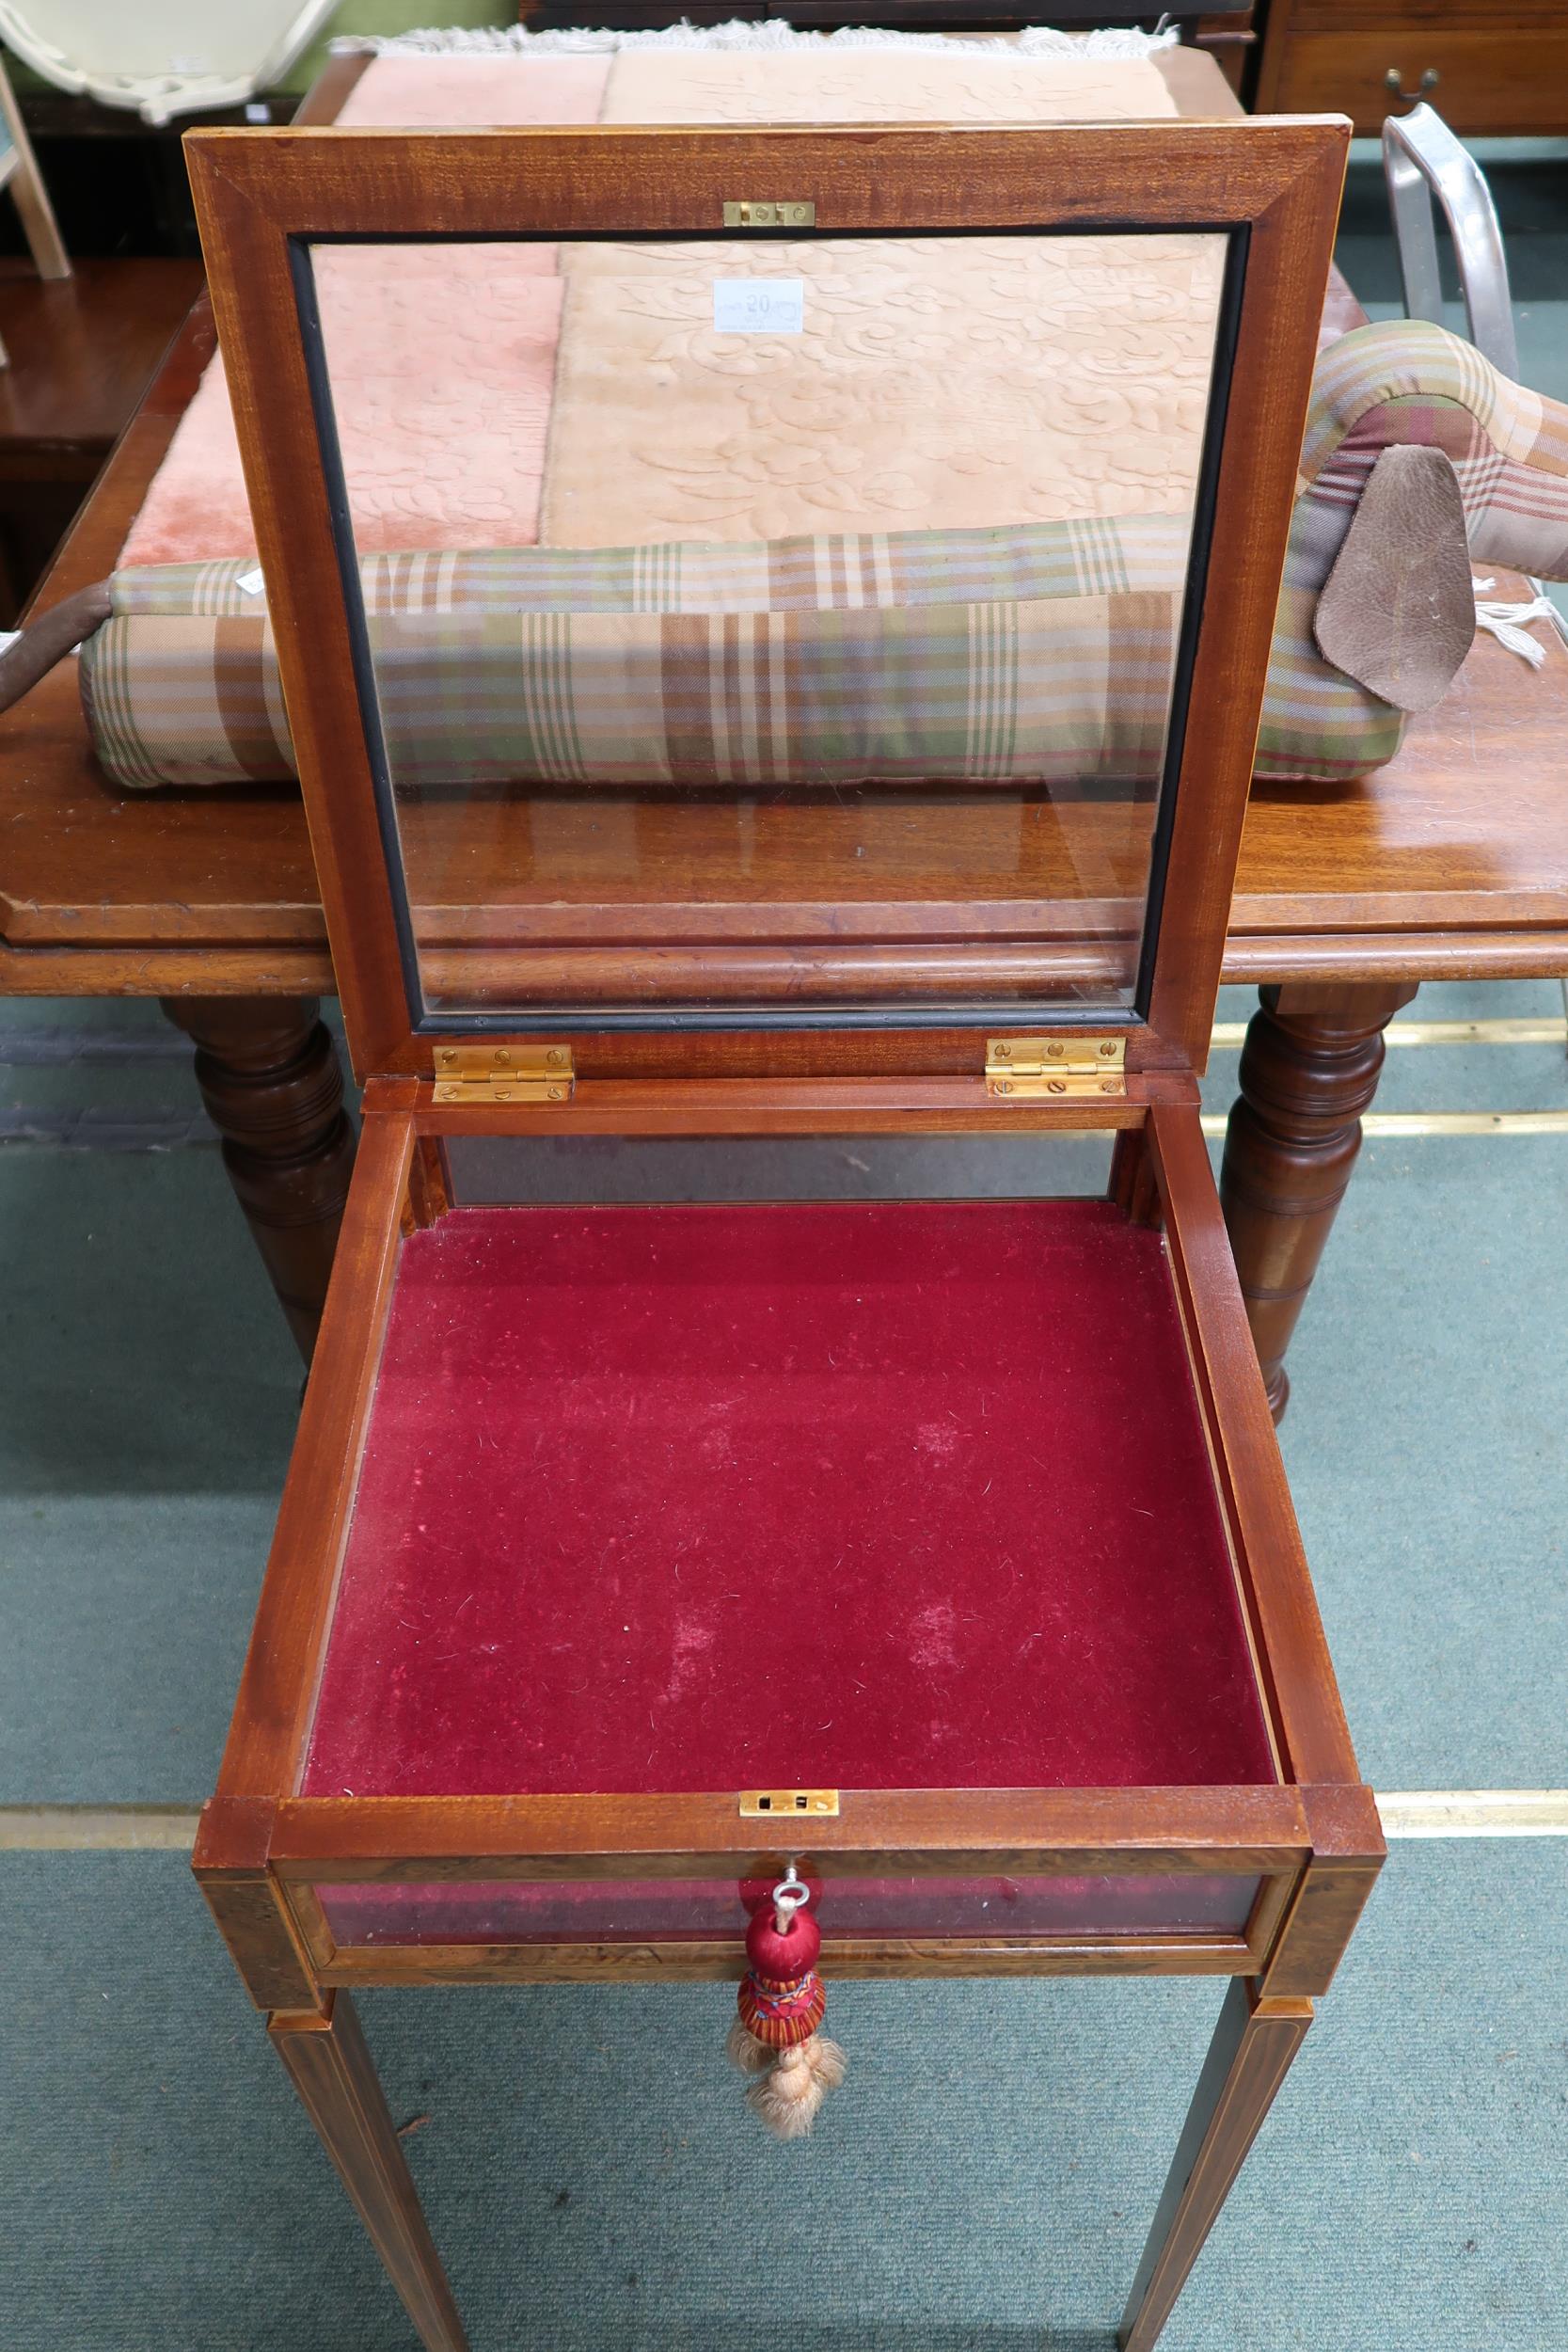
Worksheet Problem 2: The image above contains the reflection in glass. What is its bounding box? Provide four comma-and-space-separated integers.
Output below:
303, 230, 1227, 1021
316, 1872, 1259, 1947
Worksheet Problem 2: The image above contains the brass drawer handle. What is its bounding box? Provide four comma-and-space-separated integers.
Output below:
1385, 66, 1442, 104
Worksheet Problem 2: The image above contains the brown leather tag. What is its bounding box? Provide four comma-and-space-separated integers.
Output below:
1313, 443, 1475, 713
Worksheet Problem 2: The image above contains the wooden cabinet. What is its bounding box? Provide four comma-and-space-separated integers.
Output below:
182, 112, 1377, 2352
1254, 0, 1568, 135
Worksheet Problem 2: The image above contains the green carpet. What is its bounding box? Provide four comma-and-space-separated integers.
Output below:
3, 1841, 1563, 2352
0, 1149, 298, 1800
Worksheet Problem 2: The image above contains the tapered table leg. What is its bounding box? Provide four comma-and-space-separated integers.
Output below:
271, 1992, 468, 2352
160, 994, 356, 1363
1219, 978, 1418, 1420
1119, 1979, 1314, 2352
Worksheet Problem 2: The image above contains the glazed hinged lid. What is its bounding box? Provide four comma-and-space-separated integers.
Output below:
184, 117, 1346, 1083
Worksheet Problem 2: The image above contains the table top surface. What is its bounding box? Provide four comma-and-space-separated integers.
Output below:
3, 253, 1566, 998
0, 258, 204, 458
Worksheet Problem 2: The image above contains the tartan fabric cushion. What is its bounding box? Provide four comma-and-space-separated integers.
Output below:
76, 320, 1568, 793
80, 517, 1191, 792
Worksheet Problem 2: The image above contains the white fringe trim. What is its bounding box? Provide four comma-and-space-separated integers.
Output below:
335, 21, 1180, 60
1471, 578, 1562, 669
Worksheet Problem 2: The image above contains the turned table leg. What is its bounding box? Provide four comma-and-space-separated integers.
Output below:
160, 995, 356, 1363
271, 1993, 468, 2352
1118, 1979, 1314, 2352
1219, 979, 1418, 1421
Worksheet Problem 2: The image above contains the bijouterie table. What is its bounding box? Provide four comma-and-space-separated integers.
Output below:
2, 41, 1565, 1408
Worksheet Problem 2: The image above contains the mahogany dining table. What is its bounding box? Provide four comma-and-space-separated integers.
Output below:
3, 60, 1565, 1416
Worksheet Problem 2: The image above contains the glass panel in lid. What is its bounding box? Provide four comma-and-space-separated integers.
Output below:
301, 226, 1231, 1028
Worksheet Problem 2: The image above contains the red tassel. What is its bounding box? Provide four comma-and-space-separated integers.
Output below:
727, 1869, 846, 2137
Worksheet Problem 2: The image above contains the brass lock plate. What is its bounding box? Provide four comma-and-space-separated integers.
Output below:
738, 1789, 840, 1818
722, 200, 816, 228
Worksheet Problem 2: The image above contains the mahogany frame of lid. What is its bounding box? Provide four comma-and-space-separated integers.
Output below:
183, 117, 1349, 1082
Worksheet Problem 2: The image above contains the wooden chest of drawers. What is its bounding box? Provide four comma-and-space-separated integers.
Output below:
1254, 0, 1568, 136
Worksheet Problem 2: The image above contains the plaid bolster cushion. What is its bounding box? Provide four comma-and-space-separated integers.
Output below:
79, 321, 1568, 793
80, 518, 1195, 792
1258, 319, 1568, 783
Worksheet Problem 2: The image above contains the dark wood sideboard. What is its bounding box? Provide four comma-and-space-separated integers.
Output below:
1251, 0, 1568, 134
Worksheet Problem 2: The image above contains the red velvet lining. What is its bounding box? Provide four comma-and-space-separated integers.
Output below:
303, 1200, 1274, 1798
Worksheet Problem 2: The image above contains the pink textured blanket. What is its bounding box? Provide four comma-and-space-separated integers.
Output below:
119, 55, 609, 567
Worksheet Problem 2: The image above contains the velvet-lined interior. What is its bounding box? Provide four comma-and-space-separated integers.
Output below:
303, 1200, 1275, 1798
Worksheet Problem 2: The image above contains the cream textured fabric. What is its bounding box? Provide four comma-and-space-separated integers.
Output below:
349, 23, 1180, 59
597, 47, 1177, 122
541, 234, 1222, 546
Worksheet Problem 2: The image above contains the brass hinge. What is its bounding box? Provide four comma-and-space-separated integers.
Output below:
986, 1035, 1126, 1099
432, 1044, 574, 1104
